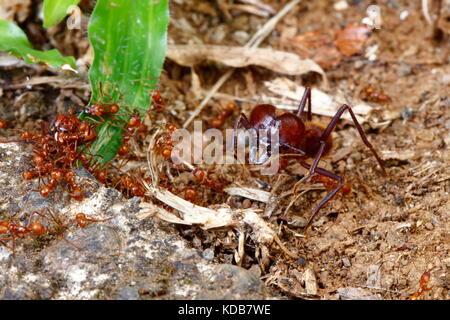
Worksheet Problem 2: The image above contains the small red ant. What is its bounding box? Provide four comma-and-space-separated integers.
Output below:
360, 87, 392, 104
156, 123, 178, 159
0, 119, 7, 129
234, 87, 386, 230
75, 212, 110, 228
211, 102, 237, 128
84, 82, 123, 118
85, 103, 120, 117
4, 113, 102, 201
183, 187, 198, 203
150, 89, 165, 112
117, 174, 145, 198
409, 270, 433, 300
0, 215, 47, 252
192, 168, 224, 192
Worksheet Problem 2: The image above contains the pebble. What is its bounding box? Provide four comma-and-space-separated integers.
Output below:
233, 31, 250, 45
288, 216, 308, 228
116, 287, 140, 300
342, 257, 352, 267
296, 257, 307, 266
354, 60, 365, 69
211, 25, 226, 44
401, 107, 414, 121
398, 62, 412, 76
203, 248, 215, 261
441, 74, 450, 85
425, 222, 434, 230
334, 0, 349, 11
242, 199, 252, 209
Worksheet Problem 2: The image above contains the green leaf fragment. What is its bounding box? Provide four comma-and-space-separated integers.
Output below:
0, 19, 76, 68
86, 0, 169, 164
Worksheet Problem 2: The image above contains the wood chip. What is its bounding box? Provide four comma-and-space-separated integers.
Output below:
303, 268, 318, 296
380, 150, 416, 161
139, 187, 275, 245
335, 25, 370, 57
223, 186, 271, 203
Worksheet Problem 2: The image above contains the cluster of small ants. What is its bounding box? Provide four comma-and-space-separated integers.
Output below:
0, 90, 174, 252
0, 88, 233, 251
16, 96, 158, 202
153, 123, 228, 204
1, 87, 229, 206
20, 114, 97, 200
182, 168, 226, 204
2, 85, 392, 251
0, 209, 107, 253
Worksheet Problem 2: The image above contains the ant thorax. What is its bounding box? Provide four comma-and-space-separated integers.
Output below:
244, 121, 281, 165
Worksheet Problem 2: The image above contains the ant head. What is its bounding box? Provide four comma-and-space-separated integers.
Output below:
52, 114, 80, 133
277, 113, 306, 148
249, 104, 277, 128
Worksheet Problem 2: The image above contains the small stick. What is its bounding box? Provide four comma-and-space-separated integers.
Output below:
273, 234, 298, 259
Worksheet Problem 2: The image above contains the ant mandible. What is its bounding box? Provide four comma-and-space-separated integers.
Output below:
234, 87, 386, 230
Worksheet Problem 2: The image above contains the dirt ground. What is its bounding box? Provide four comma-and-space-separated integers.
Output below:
0, 0, 449, 300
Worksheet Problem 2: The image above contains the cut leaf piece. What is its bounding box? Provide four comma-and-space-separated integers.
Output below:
0, 19, 76, 68
86, 0, 169, 164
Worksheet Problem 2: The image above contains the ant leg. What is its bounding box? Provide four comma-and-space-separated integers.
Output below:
0, 237, 13, 251
0, 240, 8, 250
233, 113, 252, 130
42, 209, 82, 250
293, 140, 327, 189
296, 87, 312, 121
280, 143, 305, 156
320, 104, 386, 174
232, 113, 253, 150
98, 81, 108, 102
299, 162, 344, 230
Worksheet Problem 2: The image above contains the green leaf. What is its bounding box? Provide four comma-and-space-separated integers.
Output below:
43, 0, 81, 28
0, 19, 76, 68
85, 0, 169, 164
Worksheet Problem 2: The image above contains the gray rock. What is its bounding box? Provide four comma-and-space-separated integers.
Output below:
116, 286, 140, 300
202, 248, 215, 261
0, 142, 267, 300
